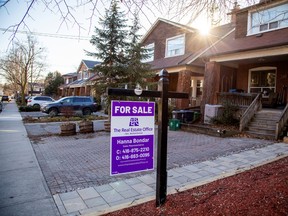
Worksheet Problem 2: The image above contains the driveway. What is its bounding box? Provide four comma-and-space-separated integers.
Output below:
24, 122, 274, 195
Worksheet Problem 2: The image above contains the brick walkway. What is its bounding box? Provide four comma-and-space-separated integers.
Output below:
26, 124, 274, 195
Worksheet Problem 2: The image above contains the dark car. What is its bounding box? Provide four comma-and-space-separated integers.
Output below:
41, 96, 98, 116
1, 96, 9, 102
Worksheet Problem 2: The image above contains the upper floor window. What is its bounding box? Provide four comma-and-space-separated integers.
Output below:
248, 2, 288, 35
165, 34, 185, 57
83, 70, 88, 79
142, 43, 154, 62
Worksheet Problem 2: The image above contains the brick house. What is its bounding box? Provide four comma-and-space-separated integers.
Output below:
200, 0, 288, 107
190, 0, 288, 139
141, 18, 234, 109
58, 60, 101, 97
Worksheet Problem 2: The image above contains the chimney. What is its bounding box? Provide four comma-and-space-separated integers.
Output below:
229, 1, 240, 24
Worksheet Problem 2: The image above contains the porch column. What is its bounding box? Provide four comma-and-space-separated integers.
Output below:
201, 62, 221, 110
176, 70, 191, 109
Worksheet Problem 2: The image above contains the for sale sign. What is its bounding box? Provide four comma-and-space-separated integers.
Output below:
110, 101, 155, 175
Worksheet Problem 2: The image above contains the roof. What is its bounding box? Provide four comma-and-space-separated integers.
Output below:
82, 60, 101, 69
145, 22, 235, 70
140, 18, 197, 43
201, 26, 288, 58
62, 72, 77, 77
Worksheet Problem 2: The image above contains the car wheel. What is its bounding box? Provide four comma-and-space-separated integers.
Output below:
49, 108, 58, 117
33, 104, 40, 110
83, 108, 92, 116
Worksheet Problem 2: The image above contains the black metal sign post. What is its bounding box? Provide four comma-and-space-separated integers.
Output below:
107, 69, 188, 206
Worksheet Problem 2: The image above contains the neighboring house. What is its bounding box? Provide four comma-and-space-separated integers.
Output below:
141, 18, 234, 109
58, 60, 101, 97
28, 82, 45, 96
189, 0, 288, 139
58, 72, 77, 96
199, 0, 288, 108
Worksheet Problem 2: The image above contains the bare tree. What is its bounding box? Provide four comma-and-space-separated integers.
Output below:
0, 0, 259, 39
0, 35, 46, 105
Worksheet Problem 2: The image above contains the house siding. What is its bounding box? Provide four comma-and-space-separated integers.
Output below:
236, 61, 288, 94
235, 11, 248, 38
143, 22, 197, 60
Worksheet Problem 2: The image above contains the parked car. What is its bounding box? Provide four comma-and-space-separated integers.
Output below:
41, 96, 98, 116
27, 96, 55, 108
1, 95, 10, 102
0, 101, 2, 112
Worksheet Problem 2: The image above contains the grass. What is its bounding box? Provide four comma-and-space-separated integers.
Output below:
22, 115, 108, 123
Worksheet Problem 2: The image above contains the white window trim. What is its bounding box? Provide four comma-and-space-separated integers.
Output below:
165, 34, 185, 58
248, 66, 277, 93
247, 1, 288, 36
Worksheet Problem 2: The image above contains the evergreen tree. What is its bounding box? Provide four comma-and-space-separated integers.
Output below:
44, 71, 64, 97
87, 0, 129, 115
125, 14, 153, 89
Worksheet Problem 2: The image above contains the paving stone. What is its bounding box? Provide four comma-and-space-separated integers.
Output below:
84, 196, 107, 208
62, 197, 87, 213
77, 187, 99, 200
137, 175, 155, 185
59, 191, 80, 201
131, 182, 154, 195
109, 181, 132, 192
100, 190, 124, 203
94, 184, 114, 193
118, 188, 140, 199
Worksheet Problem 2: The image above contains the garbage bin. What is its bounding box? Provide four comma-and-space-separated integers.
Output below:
194, 112, 201, 121
172, 110, 186, 123
169, 119, 180, 131
183, 110, 194, 123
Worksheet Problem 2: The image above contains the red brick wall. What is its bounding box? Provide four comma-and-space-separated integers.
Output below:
236, 61, 288, 95
235, 11, 248, 39
175, 71, 192, 108
142, 22, 202, 60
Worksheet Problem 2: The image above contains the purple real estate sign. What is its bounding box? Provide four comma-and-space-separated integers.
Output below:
110, 100, 155, 175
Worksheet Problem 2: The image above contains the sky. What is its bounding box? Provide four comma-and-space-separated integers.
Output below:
0, 0, 247, 84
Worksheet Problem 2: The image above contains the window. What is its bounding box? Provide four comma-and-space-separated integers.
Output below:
142, 43, 154, 62
249, 67, 276, 96
248, 2, 288, 35
166, 34, 185, 57
83, 70, 88, 79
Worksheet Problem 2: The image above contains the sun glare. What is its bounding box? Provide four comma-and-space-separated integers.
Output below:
199, 25, 210, 35
193, 18, 211, 35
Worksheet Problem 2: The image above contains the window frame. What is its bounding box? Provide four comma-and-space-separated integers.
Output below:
165, 34, 185, 58
248, 66, 277, 96
247, 2, 288, 35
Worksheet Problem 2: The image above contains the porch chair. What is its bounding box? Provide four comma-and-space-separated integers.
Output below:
262, 92, 278, 108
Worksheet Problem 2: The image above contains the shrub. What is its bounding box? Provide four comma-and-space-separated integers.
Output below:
210, 101, 239, 126
19, 106, 40, 112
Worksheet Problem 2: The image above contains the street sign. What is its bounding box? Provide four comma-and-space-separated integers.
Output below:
110, 100, 155, 175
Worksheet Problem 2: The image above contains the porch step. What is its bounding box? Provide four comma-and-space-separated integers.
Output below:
245, 109, 282, 140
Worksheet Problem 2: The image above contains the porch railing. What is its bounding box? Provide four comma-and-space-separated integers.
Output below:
239, 93, 262, 132
217, 92, 257, 107
275, 104, 288, 139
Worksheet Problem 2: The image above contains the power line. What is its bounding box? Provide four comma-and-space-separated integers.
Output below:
0, 28, 91, 41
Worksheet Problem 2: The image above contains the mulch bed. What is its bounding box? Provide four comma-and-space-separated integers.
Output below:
105, 156, 288, 216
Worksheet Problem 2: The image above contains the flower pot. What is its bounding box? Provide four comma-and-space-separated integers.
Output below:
104, 121, 111, 132
60, 123, 76, 136
79, 120, 94, 133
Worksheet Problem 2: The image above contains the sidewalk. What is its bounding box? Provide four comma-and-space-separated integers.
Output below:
0, 101, 59, 216
53, 142, 288, 216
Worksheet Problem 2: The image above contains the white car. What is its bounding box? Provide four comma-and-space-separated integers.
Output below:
27, 96, 54, 108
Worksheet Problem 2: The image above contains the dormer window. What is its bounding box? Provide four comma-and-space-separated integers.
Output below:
248, 2, 288, 35
165, 34, 185, 57
83, 70, 88, 79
